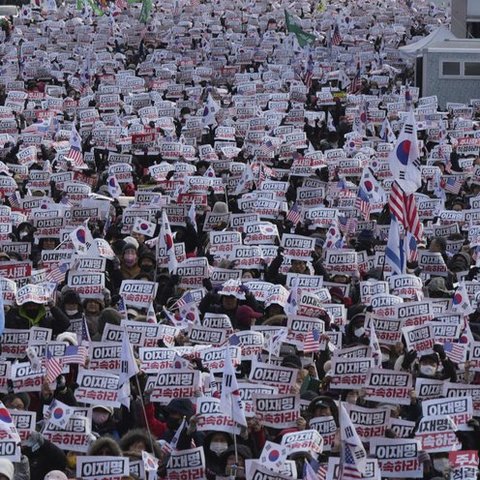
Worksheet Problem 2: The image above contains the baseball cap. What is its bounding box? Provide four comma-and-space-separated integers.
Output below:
235, 305, 262, 328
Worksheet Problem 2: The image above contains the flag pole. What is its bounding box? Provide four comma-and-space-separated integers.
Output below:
231, 398, 239, 466
135, 375, 157, 455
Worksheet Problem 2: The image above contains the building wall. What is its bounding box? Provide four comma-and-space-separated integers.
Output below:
452, 0, 467, 37
423, 50, 480, 107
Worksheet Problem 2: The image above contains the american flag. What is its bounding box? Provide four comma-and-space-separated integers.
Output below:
304, 460, 327, 480
303, 54, 314, 91
45, 262, 69, 284
8, 192, 21, 210
175, 291, 196, 309
80, 315, 91, 343
443, 342, 466, 364
260, 138, 275, 156
62, 345, 88, 367
441, 176, 463, 195
348, 64, 361, 94
332, 24, 342, 46
66, 125, 85, 169
355, 187, 371, 220
405, 231, 418, 263
45, 348, 63, 384
388, 181, 423, 241
286, 202, 302, 225
340, 443, 364, 480
303, 328, 321, 353
338, 216, 358, 235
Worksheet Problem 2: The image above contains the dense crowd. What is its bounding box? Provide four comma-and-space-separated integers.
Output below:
1, 0, 480, 479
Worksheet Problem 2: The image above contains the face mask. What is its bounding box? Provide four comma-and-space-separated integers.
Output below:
124, 253, 137, 267
420, 365, 436, 377
354, 327, 365, 338
65, 308, 79, 316
210, 441, 228, 455
166, 418, 181, 430
381, 353, 390, 363
92, 411, 110, 425
433, 458, 450, 474
141, 264, 154, 273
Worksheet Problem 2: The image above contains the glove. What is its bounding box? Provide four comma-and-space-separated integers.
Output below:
202, 278, 213, 291
433, 344, 446, 361
23, 431, 44, 452
402, 349, 417, 370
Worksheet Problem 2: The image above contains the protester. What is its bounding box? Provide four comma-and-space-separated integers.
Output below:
1, 0, 479, 479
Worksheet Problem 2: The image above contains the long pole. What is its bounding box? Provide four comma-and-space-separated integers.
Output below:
135, 374, 157, 455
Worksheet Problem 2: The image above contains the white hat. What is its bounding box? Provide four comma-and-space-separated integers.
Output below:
92, 405, 114, 415
0, 459, 14, 480
56, 332, 78, 346
44, 471, 68, 480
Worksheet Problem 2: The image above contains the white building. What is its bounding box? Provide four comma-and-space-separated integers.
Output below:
400, 0, 480, 107
451, 0, 480, 38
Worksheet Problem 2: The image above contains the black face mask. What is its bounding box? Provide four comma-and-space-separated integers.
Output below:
141, 264, 154, 273
166, 417, 181, 431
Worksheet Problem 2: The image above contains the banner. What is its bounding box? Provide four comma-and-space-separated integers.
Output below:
166, 447, 205, 480
68, 272, 105, 299
237, 382, 278, 417
200, 346, 241, 373
234, 331, 264, 360
326, 457, 381, 480
196, 396, 240, 434
11, 361, 44, 392
369, 438, 422, 478
88, 342, 122, 372
76, 456, 129, 480
281, 429, 323, 455
249, 360, 297, 394
138, 348, 176, 373
145, 368, 201, 404
449, 451, 478, 480
329, 357, 374, 390
119, 280, 158, 309
415, 415, 461, 453
74, 369, 121, 407
363, 369, 412, 405
9, 410, 36, 441
347, 405, 390, 442
43, 413, 93, 453
402, 324, 434, 356
422, 396, 473, 430
252, 393, 299, 428
176, 257, 210, 289
414, 378, 444, 400
309, 416, 337, 452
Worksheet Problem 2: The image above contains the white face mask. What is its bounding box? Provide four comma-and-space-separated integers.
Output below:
354, 327, 365, 338
210, 441, 228, 455
433, 458, 450, 474
65, 308, 78, 316
420, 365, 436, 377
381, 353, 390, 363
